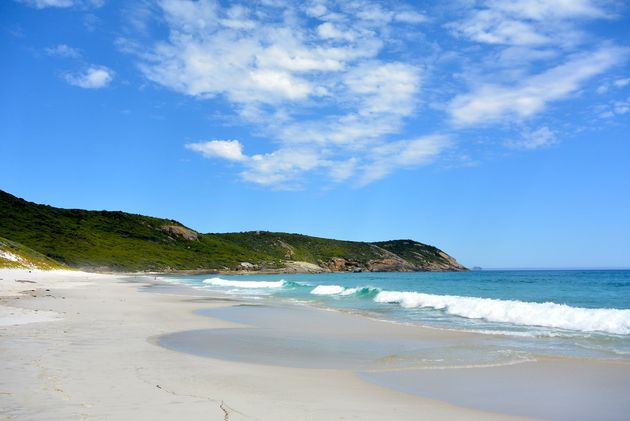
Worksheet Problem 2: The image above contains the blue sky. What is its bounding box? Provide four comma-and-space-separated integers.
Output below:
1, 0, 629, 268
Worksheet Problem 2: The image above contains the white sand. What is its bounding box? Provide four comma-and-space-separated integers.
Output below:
0, 268, 101, 297
0, 269, 104, 326
0, 268, 537, 420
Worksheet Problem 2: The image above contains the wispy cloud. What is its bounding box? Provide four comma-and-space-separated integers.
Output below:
186, 139, 327, 188
358, 135, 451, 185
614, 77, 630, 88
449, 0, 610, 47
185, 140, 247, 162
17, 0, 104, 9
186, 135, 449, 188
599, 96, 630, 118
18, 0, 74, 8
64, 65, 114, 89
45, 44, 81, 58
448, 46, 628, 125
241, 148, 325, 187
507, 126, 557, 150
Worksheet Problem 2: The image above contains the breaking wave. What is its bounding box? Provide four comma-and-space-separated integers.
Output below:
310, 285, 345, 295
374, 290, 630, 335
310, 285, 380, 298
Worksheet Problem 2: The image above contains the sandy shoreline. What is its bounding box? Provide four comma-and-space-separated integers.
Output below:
1, 269, 628, 420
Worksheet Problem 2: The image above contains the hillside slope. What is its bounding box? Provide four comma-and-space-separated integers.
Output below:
0, 236, 67, 270
0, 190, 467, 272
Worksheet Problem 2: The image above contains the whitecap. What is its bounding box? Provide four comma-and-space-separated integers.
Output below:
310, 285, 346, 295
374, 290, 630, 335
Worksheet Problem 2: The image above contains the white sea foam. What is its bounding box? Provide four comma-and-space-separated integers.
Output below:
340, 288, 358, 296
310, 285, 380, 296
374, 291, 630, 335
311, 285, 346, 295
202, 278, 285, 288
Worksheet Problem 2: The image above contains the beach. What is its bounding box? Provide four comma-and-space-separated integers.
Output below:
1, 269, 629, 420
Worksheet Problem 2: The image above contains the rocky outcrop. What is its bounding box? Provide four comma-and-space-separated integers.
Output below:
370, 240, 468, 272
236, 262, 258, 271
366, 258, 416, 272
325, 257, 349, 271
421, 251, 467, 271
320, 257, 369, 272
161, 225, 199, 241
283, 261, 325, 273
314, 245, 465, 273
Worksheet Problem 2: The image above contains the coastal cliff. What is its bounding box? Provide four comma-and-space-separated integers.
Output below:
0, 190, 467, 273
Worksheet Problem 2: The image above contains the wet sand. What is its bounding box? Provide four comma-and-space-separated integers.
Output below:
361, 360, 630, 421
160, 304, 534, 370
162, 302, 630, 421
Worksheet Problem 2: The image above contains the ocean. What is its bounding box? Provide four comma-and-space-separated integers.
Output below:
167, 270, 630, 362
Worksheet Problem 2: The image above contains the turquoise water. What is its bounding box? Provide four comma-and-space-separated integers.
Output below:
167, 270, 630, 359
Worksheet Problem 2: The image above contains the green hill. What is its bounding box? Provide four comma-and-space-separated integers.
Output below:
0, 190, 467, 273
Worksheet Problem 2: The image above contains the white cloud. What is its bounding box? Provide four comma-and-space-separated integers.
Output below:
449, 0, 610, 47
487, 0, 608, 20
186, 140, 324, 187
140, 2, 386, 105
329, 158, 359, 182
64, 66, 114, 89
45, 44, 81, 58
131, 0, 625, 188
242, 148, 324, 186
451, 9, 549, 46
595, 76, 630, 94
140, 31, 325, 104
185, 140, 247, 162
135, 0, 430, 187
394, 10, 427, 24
344, 62, 420, 116
276, 113, 400, 147
446, 0, 628, 138
359, 136, 450, 184
495, 46, 558, 66
613, 101, 630, 115
448, 46, 627, 125
18, 0, 104, 8
354, 3, 395, 23
317, 22, 357, 41
186, 135, 449, 188
614, 77, 630, 87
600, 96, 630, 118
249, 70, 312, 100
305, 3, 328, 18
507, 126, 557, 150
18, 0, 74, 7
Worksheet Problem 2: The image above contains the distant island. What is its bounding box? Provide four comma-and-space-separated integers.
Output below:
0, 190, 467, 273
